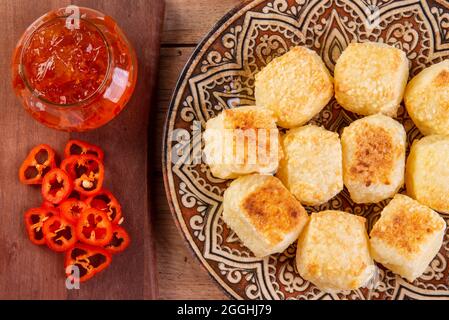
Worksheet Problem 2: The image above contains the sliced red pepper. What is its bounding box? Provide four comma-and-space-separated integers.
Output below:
59, 198, 88, 224
24, 207, 58, 245
19, 144, 56, 184
68, 190, 87, 201
104, 226, 130, 254
42, 200, 55, 209
76, 208, 113, 246
60, 155, 79, 179
64, 140, 104, 161
65, 243, 112, 282
41, 168, 73, 204
42, 215, 77, 252
68, 155, 104, 196
86, 189, 122, 224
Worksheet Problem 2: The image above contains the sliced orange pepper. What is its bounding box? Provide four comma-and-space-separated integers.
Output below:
59, 198, 88, 223
65, 243, 112, 282
41, 168, 73, 204
86, 189, 122, 224
64, 140, 104, 161
19, 144, 56, 184
104, 225, 130, 254
68, 155, 104, 196
60, 155, 79, 179
76, 208, 113, 246
24, 207, 58, 245
42, 215, 77, 252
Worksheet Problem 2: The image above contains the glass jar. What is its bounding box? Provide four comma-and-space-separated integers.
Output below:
12, 6, 138, 131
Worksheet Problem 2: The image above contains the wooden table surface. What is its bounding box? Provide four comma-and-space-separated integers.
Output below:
0, 0, 163, 299
153, 0, 242, 300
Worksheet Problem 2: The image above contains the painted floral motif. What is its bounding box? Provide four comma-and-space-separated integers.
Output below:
164, 0, 449, 299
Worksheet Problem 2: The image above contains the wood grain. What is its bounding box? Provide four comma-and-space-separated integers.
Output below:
153, 172, 228, 299
155, 0, 243, 300
162, 0, 242, 45
0, 0, 164, 299
153, 51, 229, 298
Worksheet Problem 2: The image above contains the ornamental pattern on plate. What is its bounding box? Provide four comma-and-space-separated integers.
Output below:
165, 0, 449, 300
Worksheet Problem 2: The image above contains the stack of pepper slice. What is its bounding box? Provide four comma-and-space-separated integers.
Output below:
19, 140, 131, 282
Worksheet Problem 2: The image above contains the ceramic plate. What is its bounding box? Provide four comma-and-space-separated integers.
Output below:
163, 0, 449, 299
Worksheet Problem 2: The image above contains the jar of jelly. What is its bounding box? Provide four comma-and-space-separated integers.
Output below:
12, 6, 137, 131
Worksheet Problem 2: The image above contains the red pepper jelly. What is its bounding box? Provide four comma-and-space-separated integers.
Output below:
22, 18, 109, 105
12, 7, 137, 131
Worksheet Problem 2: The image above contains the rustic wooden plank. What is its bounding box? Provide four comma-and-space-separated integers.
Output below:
158, 47, 195, 92
0, 0, 163, 299
153, 174, 228, 300
154, 47, 193, 173
153, 45, 228, 299
162, 0, 242, 45
159, 0, 246, 299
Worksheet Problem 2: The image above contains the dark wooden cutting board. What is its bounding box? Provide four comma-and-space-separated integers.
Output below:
0, 0, 164, 299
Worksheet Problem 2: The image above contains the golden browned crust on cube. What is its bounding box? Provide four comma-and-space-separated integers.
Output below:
223, 107, 275, 130
369, 194, 446, 281
241, 177, 306, 244
348, 125, 395, 187
370, 195, 445, 259
341, 114, 406, 203
203, 106, 281, 179
223, 174, 309, 257
434, 69, 449, 86
225, 107, 280, 171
